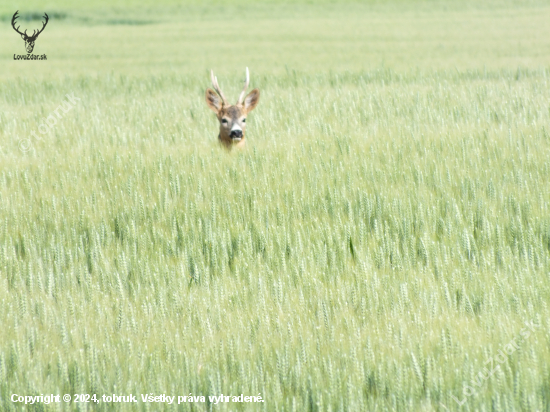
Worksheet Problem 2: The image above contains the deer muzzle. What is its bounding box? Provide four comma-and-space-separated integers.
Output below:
230, 129, 243, 140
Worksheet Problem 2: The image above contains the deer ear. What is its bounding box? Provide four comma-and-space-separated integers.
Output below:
205, 88, 222, 113
244, 89, 260, 113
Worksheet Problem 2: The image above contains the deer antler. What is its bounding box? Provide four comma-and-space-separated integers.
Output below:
210, 70, 228, 107
11, 11, 26, 37
30, 13, 49, 40
237, 67, 250, 105
11, 11, 49, 40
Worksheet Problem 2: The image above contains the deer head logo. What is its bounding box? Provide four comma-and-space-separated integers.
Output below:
11, 11, 49, 54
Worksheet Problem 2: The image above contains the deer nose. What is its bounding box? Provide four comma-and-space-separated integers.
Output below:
230, 130, 243, 138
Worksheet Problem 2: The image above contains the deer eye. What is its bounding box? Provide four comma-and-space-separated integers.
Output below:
221, 119, 228, 124
242, 119, 246, 123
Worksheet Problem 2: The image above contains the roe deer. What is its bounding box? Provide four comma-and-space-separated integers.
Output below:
205, 68, 260, 149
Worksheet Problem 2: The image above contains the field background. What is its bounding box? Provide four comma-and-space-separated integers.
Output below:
1, 0, 550, 410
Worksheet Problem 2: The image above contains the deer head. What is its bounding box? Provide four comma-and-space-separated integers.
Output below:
205, 68, 260, 149
12, 11, 49, 54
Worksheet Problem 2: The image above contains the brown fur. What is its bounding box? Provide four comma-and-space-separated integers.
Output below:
205, 71, 260, 149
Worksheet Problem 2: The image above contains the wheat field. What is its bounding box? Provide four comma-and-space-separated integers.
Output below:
1, 1, 550, 411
